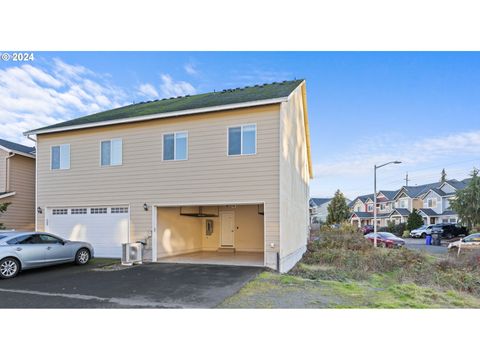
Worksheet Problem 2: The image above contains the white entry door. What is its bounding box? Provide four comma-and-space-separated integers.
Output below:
46, 206, 129, 258
220, 211, 235, 247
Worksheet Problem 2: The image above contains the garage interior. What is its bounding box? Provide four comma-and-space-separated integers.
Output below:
155, 204, 265, 267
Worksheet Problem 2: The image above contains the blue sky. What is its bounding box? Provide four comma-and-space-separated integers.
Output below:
1, 52, 479, 199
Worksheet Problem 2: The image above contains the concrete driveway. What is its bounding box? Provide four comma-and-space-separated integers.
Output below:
0, 260, 262, 308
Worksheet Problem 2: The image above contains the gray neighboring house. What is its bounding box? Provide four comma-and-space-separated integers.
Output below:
310, 197, 350, 228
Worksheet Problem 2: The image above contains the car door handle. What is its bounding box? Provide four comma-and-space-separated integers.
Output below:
16, 247, 22, 251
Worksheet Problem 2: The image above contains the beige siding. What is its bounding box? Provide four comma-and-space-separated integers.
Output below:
36, 105, 280, 269
0, 149, 7, 192
0, 153, 35, 230
279, 84, 310, 272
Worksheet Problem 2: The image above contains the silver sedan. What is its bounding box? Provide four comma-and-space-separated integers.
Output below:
0, 231, 94, 279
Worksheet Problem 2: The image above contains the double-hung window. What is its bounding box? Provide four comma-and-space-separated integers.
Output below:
101, 139, 122, 166
51, 144, 70, 170
228, 124, 256, 156
163, 132, 188, 161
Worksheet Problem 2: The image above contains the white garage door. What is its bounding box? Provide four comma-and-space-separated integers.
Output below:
46, 206, 129, 258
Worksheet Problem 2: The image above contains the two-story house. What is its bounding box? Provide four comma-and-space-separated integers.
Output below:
309, 196, 350, 227
24, 80, 313, 272
418, 179, 469, 224
309, 198, 332, 227
349, 191, 396, 227
349, 179, 469, 228
0, 139, 36, 230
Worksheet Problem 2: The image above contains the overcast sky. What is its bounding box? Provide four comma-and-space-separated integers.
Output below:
1, 52, 479, 199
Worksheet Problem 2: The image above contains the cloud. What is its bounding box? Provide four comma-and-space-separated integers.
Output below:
137, 83, 159, 98
184, 63, 198, 75
0, 60, 127, 145
312, 130, 480, 198
159, 74, 196, 98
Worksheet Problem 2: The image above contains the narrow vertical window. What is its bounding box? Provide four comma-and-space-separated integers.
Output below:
101, 139, 122, 166
51, 144, 70, 170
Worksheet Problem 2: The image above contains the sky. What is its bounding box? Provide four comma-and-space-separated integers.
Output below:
1, 51, 479, 199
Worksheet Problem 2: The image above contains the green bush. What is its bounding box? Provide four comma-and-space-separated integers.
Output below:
293, 230, 480, 296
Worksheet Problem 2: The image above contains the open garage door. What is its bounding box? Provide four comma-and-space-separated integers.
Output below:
153, 204, 265, 267
46, 206, 129, 258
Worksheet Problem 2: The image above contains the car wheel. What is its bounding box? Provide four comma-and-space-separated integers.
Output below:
75, 248, 91, 265
421, 233, 426, 238
0, 257, 20, 279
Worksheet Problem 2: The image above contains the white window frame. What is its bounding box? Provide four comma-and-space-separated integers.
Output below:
426, 198, 437, 208
227, 124, 257, 156
50, 144, 70, 170
162, 131, 188, 161
100, 138, 123, 167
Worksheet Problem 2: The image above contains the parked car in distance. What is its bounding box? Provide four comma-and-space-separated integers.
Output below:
426, 223, 469, 239
0, 232, 94, 279
410, 225, 430, 238
362, 224, 374, 235
448, 233, 480, 254
365, 232, 406, 248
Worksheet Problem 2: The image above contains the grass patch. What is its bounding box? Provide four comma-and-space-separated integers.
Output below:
220, 227, 480, 308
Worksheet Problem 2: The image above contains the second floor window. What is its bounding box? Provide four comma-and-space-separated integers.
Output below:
163, 132, 188, 161
101, 139, 122, 166
228, 124, 256, 156
426, 198, 437, 208
367, 204, 373, 212
51, 144, 70, 170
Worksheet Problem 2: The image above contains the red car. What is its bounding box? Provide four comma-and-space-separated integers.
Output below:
362, 225, 374, 235
365, 232, 405, 248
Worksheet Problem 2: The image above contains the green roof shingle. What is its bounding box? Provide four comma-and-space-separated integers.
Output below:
29, 79, 303, 133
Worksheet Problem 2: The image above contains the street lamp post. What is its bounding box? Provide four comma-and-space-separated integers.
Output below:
373, 161, 402, 247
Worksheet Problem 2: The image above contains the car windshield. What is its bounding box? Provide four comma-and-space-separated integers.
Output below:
378, 232, 394, 237
416, 226, 427, 230
464, 233, 480, 241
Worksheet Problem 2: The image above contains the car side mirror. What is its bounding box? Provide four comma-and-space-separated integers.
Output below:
461, 238, 465, 242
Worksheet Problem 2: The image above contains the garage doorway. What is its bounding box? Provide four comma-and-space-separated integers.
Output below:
152, 203, 265, 267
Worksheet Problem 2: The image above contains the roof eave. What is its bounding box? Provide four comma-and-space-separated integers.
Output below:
0, 145, 36, 159
24, 96, 288, 136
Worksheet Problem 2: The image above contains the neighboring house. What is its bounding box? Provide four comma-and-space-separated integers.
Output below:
349, 179, 470, 228
0, 139, 36, 230
309, 197, 350, 227
349, 191, 394, 228
418, 179, 469, 224
25, 80, 313, 272
309, 198, 332, 226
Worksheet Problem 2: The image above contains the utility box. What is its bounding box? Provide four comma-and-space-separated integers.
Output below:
122, 243, 143, 266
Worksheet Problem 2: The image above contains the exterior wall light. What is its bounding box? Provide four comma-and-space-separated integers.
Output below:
37, 207, 42, 214
143, 203, 149, 211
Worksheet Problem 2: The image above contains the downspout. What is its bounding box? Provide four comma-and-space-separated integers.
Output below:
5, 153, 15, 193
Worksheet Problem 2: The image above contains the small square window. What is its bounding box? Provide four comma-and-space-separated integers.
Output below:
228, 125, 256, 156
101, 139, 122, 166
163, 132, 188, 161
91, 208, 107, 214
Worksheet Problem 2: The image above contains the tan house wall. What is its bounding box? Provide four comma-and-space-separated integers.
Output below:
36, 105, 281, 269
0, 148, 7, 192
0, 153, 35, 230
156, 207, 203, 258
412, 198, 423, 210
201, 205, 264, 252
278, 84, 310, 272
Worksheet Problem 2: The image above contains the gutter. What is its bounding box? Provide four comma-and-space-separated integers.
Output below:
23, 97, 288, 136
